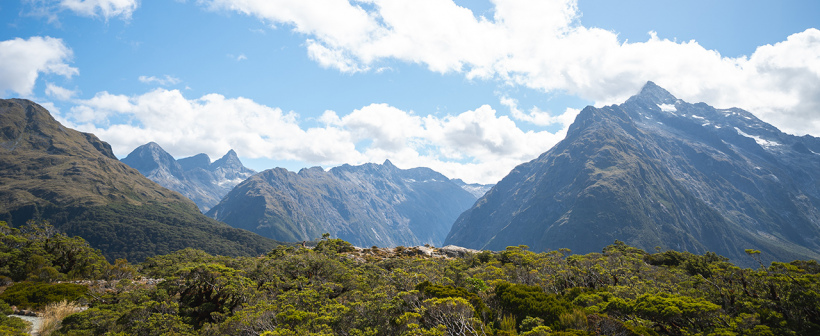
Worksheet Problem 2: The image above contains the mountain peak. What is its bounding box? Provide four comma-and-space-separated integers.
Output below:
634, 81, 678, 105
122, 142, 180, 174
383, 159, 396, 168
212, 149, 242, 169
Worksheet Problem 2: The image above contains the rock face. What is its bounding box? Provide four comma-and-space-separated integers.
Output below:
122, 143, 255, 212
208, 160, 479, 247
445, 82, 820, 265
0, 99, 278, 261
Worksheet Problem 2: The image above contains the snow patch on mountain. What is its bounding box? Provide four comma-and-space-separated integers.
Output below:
658, 103, 677, 113
735, 127, 781, 148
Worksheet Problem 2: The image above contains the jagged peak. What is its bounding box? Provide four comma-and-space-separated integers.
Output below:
129, 142, 172, 157
143, 142, 164, 151
383, 159, 396, 168
211, 149, 246, 171
633, 81, 678, 105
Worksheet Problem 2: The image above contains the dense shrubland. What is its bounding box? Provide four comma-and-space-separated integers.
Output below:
1, 221, 819, 335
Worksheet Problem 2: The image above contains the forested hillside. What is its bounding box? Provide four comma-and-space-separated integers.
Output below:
2, 220, 819, 336
0, 99, 279, 261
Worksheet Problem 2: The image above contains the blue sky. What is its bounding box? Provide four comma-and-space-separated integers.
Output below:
1, 0, 818, 183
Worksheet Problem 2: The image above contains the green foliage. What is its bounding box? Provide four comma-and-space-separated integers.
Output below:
162, 263, 256, 328
0, 300, 12, 315
39, 237, 820, 336
0, 282, 87, 310
0, 314, 30, 336
415, 281, 491, 321
0, 221, 112, 282
314, 238, 355, 255
495, 282, 575, 328
60, 203, 280, 262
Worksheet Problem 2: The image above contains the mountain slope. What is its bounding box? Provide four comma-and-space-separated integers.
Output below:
445, 82, 820, 265
122, 143, 255, 212
208, 161, 478, 247
0, 99, 278, 261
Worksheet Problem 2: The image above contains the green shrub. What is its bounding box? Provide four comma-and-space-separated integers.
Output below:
495, 282, 575, 328
0, 282, 87, 310
0, 300, 13, 315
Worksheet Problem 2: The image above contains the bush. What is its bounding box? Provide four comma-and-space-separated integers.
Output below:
0, 282, 87, 310
495, 282, 575, 328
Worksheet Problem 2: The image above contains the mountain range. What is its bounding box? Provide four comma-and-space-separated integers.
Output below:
446, 82, 820, 265
0, 99, 278, 261
122, 142, 255, 212
207, 161, 482, 247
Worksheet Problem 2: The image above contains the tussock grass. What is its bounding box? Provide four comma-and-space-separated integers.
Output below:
39, 300, 84, 336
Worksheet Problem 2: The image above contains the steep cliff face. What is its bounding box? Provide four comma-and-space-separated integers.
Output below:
0, 99, 278, 261
122, 144, 255, 212
446, 82, 820, 265
208, 160, 478, 247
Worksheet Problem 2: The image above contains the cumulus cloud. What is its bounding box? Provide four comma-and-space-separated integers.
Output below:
45, 82, 77, 100
500, 96, 580, 128
68, 90, 565, 183
138, 75, 182, 86
198, 0, 820, 136
0, 36, 78, 97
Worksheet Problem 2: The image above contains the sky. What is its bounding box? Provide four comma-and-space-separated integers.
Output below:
1, 0, 818, 184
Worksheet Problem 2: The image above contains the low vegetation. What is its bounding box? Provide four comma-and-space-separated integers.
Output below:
1, 221, 819, 335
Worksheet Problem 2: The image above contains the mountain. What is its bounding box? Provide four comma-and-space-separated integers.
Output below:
445, 82, 820, 265
452, 179, 494, 198
0, 99, 278, 261
122, 143, 255, 212
207, 160, 479, 247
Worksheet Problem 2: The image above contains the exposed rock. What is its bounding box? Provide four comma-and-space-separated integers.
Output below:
208, 160, 479, 247
122, 144, 255, 212
439, 245, 479, 258
446, 82, 820, 266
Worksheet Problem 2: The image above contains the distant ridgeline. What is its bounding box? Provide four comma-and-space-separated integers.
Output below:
122, 142, 256, 213
0, 99, 279, 262
447, 82, 820, 267
208, 161, 488, 248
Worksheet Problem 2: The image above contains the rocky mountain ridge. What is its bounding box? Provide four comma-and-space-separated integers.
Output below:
122, 143, 255, 212
445, 82, 820, 265
208, 160, 480, 247
0, 99, 278, 261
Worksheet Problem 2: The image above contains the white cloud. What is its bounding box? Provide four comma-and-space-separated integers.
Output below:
0, 36, 78, 97
68, 89, 567, 183
45, 82, 77, 100
199, 0, 820, 136
59, 0, 139, 20
138, 75, 182, 86
500, 96, 580, 128
23, 0, 138, 21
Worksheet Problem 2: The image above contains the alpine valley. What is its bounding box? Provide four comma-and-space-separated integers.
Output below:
0, 99, 279, 262
446, 82, 820, 265
207, 161, 484, 247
